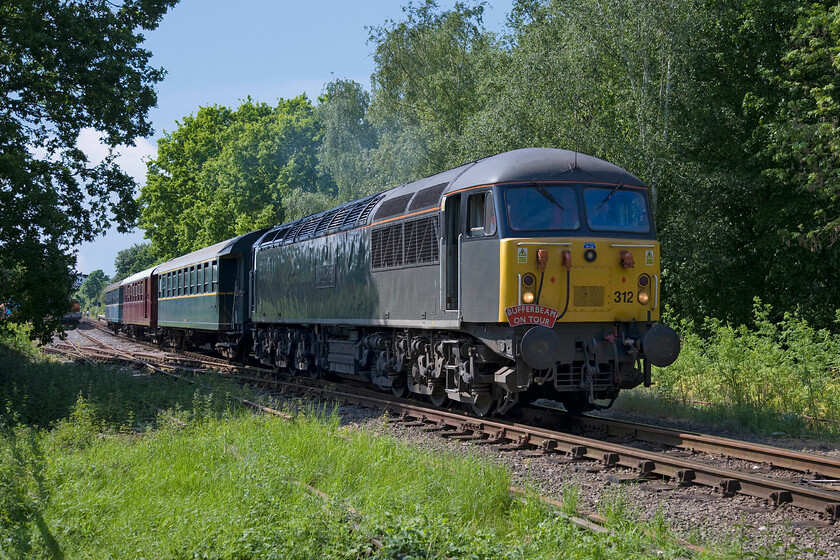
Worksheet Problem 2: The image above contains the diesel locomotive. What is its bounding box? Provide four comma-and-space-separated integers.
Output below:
104, 148, 680, 415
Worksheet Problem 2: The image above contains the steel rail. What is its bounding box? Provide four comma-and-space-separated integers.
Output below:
572, 413, 840, 480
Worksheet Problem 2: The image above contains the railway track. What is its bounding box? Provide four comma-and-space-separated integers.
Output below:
57, 319, 840, 523
276, 380, 840, 523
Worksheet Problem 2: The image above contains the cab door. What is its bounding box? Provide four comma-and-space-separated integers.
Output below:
443, 195, 461, 312
449, 189, 501, 322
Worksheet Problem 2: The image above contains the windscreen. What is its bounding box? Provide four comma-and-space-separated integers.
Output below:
583, 187, 650, 233
505, 185, 580, 231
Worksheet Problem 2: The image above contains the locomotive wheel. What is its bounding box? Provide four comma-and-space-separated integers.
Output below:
429, 387, 447, 407
560, 393, 590, 415
471, 394, 495, 417
391, 378, 408, 398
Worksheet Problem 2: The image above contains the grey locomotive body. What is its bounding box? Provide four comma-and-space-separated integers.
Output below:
250, 148, 680, 415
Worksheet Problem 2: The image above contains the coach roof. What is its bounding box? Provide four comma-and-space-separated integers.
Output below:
156, 229, 270, 275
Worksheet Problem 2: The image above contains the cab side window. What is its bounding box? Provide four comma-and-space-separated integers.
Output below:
466, 191, 497, 238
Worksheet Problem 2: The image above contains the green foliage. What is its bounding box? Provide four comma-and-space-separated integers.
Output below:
74, 269, 109, 313
367, 0, 498, 178
319, 0, 839, 328
113, 242, 159, 282
652, 300, 840, 433
139, 96, 337, 260
0, 321, 39, 359
316, 79, 380, 199
0, 0, 178, 341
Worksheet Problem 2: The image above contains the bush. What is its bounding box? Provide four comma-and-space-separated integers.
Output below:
653, 299, 840, 431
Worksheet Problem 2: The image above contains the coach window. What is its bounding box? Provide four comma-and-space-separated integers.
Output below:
177, 270, 182, 296
204, 262, 210, 293
467, 191, 497, 237
212, 260, 219, 291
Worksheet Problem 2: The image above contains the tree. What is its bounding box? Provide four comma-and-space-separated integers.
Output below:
367, 0, 497, 179
0, 0, 178, 340
139, 97, 336, 260
75, 269, 109, 312
113, 243, 158, 282
317, 79, 380, 200
747, 1, 840, 326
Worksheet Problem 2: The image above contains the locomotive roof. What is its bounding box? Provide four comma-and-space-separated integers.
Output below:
255, 148, 646, 249
155, 229, 270, 274
446, 148, 646, 191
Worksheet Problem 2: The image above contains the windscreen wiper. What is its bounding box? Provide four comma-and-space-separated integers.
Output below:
532, 182, 564, 210
597, 183, 623, 210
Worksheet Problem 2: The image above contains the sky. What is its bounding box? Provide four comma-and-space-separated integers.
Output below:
74, 0, 515, 277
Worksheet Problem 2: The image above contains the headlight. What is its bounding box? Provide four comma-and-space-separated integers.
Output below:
638, 291, 650, 305
523, 291, 535, 304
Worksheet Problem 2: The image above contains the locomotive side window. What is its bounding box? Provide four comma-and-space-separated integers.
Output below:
505, 186, 580, 231
583, 187, 650, 233
467, 191, 497, 237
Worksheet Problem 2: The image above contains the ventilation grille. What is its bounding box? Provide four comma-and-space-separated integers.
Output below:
374, 193, 413, 220
371, 216, 440, 271
371, 224, 404, 269
574, 286, 605, 307
256, 193, 386, 251
404, 216, 439, 265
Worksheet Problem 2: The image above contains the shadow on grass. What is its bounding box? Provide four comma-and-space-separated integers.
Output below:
0, 340, 244, 432
0, 424, 64, 559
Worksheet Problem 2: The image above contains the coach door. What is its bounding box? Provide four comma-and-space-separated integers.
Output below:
443, 195, 461, 313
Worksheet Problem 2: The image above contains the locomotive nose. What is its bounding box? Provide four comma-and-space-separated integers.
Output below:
642, 324, 681, 367
520, 326, 561, 370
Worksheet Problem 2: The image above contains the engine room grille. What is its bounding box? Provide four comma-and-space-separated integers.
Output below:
573, 286, 605, 307
371, 224, 404, 269
371, 216, 439, 271
404, 216, 439, 265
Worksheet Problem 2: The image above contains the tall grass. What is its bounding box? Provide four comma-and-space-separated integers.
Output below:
648, 299, 840, 436
0, 349, 723, 559
0, 404, 712, 559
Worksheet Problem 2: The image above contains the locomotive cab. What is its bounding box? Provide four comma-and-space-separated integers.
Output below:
439, 173, 679, 413
495, 182, 678, 412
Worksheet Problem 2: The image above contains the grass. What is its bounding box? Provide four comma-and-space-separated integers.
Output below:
1, 316, 836, 558
0, 341, 724, 559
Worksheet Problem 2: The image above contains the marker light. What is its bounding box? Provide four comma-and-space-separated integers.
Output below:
522, 274, 536, 288
523, 291, 535, 304
638, 291, 650, 305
